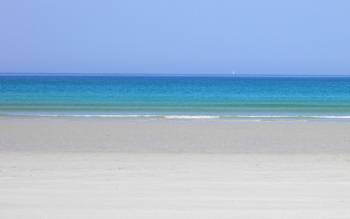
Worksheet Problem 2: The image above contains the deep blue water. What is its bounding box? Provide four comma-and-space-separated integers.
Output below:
1, 75, 350, 118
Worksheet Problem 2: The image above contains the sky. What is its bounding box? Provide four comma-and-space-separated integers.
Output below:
0, 0, 349, 75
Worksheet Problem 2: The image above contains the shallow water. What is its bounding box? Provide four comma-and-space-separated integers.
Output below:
1, 75, 350, 118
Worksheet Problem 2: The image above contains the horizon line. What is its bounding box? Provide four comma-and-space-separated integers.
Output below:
1, 72, 350, 78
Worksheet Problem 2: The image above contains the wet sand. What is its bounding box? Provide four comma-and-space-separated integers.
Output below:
1, 117, 350, 153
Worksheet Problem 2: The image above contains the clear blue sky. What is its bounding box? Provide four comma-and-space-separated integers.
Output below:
0, 0, 349, 75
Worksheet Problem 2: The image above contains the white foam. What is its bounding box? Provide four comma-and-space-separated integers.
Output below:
235, 115, 350, 119
308, 115, 350, 119
236, 115, 296, 118
68, 114, 156, 118
3, 113, 350, 120
164, 115, 220, 119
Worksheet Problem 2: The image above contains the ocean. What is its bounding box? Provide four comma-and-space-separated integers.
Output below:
1, 75, 350, 119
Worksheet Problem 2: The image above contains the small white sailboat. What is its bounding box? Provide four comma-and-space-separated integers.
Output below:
232, 71, 236, 78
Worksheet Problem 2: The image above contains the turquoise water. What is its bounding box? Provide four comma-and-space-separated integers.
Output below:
1, 75, 350, 119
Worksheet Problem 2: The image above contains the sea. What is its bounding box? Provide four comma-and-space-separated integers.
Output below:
1, 74, 350, 119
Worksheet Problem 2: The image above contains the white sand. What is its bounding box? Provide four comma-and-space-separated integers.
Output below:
1, 153, 350, 219
2, 117, 350, 153
1, 118, 350, 218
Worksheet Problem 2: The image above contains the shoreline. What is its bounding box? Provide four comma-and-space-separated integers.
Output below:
3, 113, 350, 121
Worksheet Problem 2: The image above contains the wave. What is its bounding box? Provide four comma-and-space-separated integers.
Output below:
2, 112, 350, 120
233, 115, 350, 119
164, 115, 220, 119
2, 113, 220, 119
308, 115, 350, 119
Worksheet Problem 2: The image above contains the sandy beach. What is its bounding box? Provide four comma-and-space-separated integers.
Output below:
2, 0, 350, 217
1, 118, 350, 218
2, 117, 350, 153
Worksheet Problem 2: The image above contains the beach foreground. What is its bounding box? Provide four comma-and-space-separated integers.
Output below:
1, 118, 350, 218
